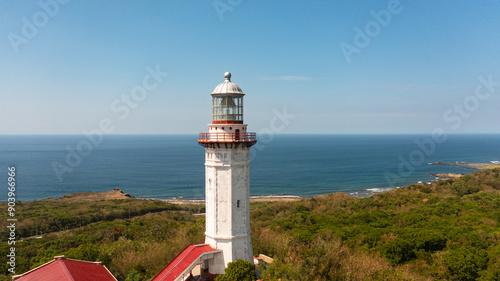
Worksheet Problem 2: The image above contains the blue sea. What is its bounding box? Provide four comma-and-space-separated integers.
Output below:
1, 134, 499, 202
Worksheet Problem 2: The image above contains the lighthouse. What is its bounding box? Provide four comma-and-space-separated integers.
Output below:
198, 71, 257, 274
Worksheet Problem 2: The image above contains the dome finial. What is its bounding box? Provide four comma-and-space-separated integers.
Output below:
224, 71, 231, 81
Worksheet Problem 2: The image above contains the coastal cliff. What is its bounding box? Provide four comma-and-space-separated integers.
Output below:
60, 188, 133, 201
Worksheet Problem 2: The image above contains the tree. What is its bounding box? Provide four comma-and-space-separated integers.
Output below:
215, 260, 256, 281
381, 237, 415, 265
64, 244, 100, 262
444, 247, 488, 281
125, 269, 144, 281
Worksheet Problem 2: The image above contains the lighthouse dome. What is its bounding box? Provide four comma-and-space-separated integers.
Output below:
211, 72, 244, 95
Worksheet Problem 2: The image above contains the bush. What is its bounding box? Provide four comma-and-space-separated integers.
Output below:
64, 244, 100, 262
215, 260, 256, 281
410, 230, 446, 252
381, 237, 415, 265
451, 181, 480, 197
125, 269, 144, 281
444, 247, 488, 281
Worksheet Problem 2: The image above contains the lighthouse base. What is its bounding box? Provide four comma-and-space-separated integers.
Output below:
205, 233, 253, 274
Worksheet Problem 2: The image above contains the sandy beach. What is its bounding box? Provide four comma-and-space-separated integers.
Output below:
164, 195, 302, 205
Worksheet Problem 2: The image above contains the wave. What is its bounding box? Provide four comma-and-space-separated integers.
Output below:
365, 187, 394, 193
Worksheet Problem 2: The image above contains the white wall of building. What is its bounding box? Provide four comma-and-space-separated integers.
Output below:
204, 145, 253, 274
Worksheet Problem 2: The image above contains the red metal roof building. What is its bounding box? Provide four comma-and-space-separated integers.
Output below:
152, 244, 222, 281
12, 256, 117, 281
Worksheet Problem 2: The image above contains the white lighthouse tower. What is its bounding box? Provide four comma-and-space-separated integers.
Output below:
198, 71, 257, 274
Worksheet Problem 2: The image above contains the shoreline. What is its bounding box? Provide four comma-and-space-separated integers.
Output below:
429, 161, 500, 170
9, 162, 499, 204
154, 195, 303, 205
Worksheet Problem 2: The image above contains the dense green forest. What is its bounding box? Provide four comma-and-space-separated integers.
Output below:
0, 198, 206, 280
252, 168, 500, 280
1, 168, 500, 280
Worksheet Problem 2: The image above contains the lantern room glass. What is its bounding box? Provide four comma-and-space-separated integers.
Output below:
212, 95, 243, 123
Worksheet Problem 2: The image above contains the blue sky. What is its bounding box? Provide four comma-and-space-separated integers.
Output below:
1, 0, 499, 134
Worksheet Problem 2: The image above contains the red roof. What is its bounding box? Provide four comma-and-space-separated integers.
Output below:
13, 257, 117, 281
153, 244, 219, 281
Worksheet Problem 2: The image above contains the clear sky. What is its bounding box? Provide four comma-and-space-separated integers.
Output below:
1, 0, 499, 134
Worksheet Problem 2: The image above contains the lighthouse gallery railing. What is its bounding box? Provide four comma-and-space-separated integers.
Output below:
198, 132, 256, 143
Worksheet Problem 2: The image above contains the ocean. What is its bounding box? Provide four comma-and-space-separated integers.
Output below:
1, 134, 499, 202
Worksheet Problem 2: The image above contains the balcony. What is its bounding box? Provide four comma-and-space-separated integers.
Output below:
198, 132, 257, 143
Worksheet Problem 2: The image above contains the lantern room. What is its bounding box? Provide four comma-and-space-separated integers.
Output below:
211, 72, 244, 124
199, 71, 256, 145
